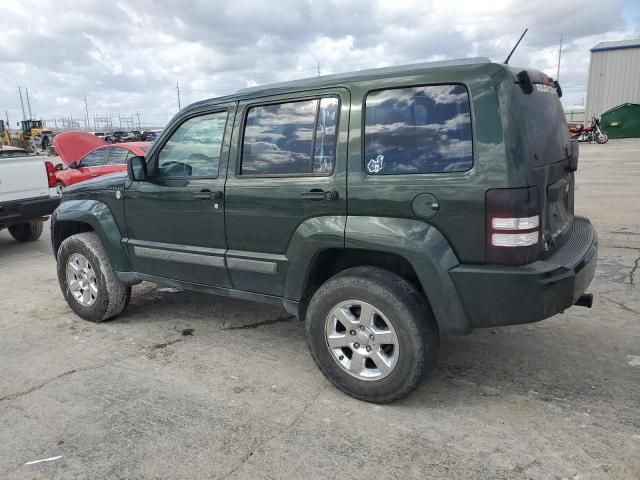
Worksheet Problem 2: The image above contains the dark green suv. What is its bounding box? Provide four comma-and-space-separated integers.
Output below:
52, 58, 597, 403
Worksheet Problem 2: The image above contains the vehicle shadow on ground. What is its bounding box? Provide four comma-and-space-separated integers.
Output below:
111, 285, 629, 410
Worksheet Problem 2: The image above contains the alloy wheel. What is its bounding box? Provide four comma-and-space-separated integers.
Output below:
324, 300, 399, 380
66, 253, 98, 307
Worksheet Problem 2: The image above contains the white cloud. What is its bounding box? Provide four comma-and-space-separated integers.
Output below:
0, 0, 637, 128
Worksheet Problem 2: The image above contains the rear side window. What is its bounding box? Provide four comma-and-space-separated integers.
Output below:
106, 147, 129, 165
241, 97, 339, 176
364, 85, 472, 175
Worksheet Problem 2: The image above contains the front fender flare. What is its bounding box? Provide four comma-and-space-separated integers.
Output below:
51, 199, 131, 272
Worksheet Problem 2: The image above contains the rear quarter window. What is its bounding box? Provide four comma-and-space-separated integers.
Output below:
364, 84, 473, 175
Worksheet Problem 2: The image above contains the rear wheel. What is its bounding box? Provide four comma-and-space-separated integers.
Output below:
305, 266, 438, 403
8, 219, 44, 242
57, 232, 131, 322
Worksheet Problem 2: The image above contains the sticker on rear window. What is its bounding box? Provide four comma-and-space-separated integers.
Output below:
367, 155, 384, 173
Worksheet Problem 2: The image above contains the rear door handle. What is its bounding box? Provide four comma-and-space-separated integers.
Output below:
301, 189, 338, 201
193, 189, 223, 200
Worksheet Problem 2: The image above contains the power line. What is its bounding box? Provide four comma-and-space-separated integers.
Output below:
84, 95, 90, 130
25, 88, 33, 118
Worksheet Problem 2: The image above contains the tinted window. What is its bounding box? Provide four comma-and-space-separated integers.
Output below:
364, 85, 472, 174
0, 149, 28, 158
80, 148, 108, 167
241, 97, 339, 175
106, 147, 129, 165
157, 112, 227, 177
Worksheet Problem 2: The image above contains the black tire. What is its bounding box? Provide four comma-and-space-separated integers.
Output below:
305, 266, 439, 403
57, 232, 131, 322
8, 219, 44, 242
596, 132, 608, 144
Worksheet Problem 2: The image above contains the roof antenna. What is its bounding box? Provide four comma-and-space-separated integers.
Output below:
504, 28, 528, 65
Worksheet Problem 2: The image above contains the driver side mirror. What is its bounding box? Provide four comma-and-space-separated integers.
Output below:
127, 155, 147, 181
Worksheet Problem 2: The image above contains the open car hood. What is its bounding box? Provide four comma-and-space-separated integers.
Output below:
53, 131, 107, 165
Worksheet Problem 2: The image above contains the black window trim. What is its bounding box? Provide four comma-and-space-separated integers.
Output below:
361, 82, 474, 176
237, 94, 341, 178
148, 108, 230, 180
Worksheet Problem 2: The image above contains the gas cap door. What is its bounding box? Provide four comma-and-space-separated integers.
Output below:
412, 193, 440, 220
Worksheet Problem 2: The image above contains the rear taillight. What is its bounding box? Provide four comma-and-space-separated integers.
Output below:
45, 161, 56, 188
486, 187, 541, 265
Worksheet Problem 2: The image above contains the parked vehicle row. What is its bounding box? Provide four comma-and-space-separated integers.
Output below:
0, 146, 59, 242
89, 130, 160, 144
51, 58, 597, 403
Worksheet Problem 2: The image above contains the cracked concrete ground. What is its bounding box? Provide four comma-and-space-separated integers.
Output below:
1, 140, 639, 480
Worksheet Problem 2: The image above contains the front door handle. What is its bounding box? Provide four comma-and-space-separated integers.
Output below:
193, 189, 223, 200
301, 189, 338, 201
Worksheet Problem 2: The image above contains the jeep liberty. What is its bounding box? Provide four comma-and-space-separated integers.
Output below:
52, 58, 597, 403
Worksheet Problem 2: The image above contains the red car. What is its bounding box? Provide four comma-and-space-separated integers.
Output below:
53, 131, 151, 192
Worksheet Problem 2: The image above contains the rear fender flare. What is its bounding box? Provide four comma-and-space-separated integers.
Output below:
344, 216, 470, 334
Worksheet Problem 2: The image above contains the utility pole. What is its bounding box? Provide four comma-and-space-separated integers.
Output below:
136, 112, 141, 129
176, 81, 181, 110
317, 60, 321, 76
18, 86, 26, 120
84, 95, 90, 130
25, 88, 33, 119
556, 33, 563, 82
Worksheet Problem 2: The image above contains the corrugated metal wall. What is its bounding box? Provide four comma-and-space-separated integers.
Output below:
585, 47, 640, 120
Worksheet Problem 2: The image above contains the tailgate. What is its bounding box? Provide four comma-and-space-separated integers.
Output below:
0, 157, 49, 203
512, 68, 575, 254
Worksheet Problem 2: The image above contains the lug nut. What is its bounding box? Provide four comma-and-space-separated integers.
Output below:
366, 345, 372, 352
354, 342, 360, 349
369, 334, 375, 340
350, 330, 356, 336
339, 355, 344, 361
359, 325, 365, 330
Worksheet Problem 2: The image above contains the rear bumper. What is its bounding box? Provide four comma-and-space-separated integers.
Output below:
0, 196, 60, 228
449, 217, 597, 329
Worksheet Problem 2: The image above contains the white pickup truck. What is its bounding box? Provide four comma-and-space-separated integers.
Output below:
0, 146, 60, 242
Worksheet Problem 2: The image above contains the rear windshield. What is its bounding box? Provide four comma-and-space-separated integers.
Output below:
0, 150, 28, 158
515, 78, 570, 167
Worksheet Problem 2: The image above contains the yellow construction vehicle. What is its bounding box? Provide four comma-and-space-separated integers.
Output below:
0, 120, 11, 146
14, 119, 46, 152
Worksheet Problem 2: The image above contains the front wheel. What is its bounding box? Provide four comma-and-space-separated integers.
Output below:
596, 132, 609, 144
305, 266, 439, 403
57, 232, 131, 322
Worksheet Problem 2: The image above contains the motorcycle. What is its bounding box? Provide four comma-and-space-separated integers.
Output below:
569, 117, 609, 144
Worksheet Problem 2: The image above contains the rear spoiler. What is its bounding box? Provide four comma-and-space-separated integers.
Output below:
514, 69, 562, 98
